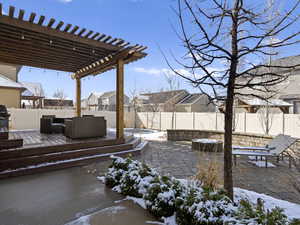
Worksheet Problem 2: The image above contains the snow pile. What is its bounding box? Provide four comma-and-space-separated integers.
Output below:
248, 160, 276, 168
133, 130, 167, 141
101, 156, 300, 225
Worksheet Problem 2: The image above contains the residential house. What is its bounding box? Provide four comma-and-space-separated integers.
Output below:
98, 91, 129, 111
135, 90, 189, 112
233, 97, 292, 114
236, 55, 300, 113
0, 74, 25, 108
43, 98, 74, 109
0, 63, 24, 108
21, 82, 45, 108
87, 92, 103, 110
81, 98, 89, 110
175, 93, 215, 112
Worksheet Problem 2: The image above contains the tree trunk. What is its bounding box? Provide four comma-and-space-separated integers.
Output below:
223, 0, 239, 200
224, 85, 234, 200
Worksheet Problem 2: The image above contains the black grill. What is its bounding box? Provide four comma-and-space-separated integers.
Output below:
0, 105, 10, 129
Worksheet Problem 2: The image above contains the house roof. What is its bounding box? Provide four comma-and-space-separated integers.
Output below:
21, 82, 45, 97
100, 91, 116, 98
89, 92, 103, 98
0, 74, 24, 89
177, 93, 204, 105
245, 55, 300, 76
279, 94, 300, 100
139, 90, 187, 104
239, 97, 292, 107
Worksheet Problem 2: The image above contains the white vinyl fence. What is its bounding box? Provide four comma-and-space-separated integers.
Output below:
8, 108, 135, 130
137, 112, 300, 138
7, 109, 300, 138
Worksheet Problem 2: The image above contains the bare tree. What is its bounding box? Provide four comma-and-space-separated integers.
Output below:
53, 88, 68, 109
166, 0, 300, 199
164, 71, 181, 129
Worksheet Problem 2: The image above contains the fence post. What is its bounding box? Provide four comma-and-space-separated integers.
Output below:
193, 112, 195, 130
215, 112, 218, 130
244, 112, 247, 133
174, 112, 176, 129
146, 112, 149, 129
160, 112, 162, 131
282, 113, 285, 134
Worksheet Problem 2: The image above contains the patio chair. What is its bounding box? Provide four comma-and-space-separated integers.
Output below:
232, 134, 297, 168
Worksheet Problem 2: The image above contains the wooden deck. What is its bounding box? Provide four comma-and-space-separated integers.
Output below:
0, 130, 142, 179
8, 129, 118, 150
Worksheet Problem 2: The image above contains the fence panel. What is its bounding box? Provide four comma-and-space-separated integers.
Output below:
244, 113, 264, 135
194, 113, 218, 130
7, 108, 127, 130
137, 112, 148, 128
161, 112, 173, 130
147, 112, 160, 130
175, 112, 194, 129
269, 114, 284, 136
284, 114, 300, 138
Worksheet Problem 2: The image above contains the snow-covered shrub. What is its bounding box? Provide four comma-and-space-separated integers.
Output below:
104, 156, 295, 225
144, 176, 185, 218
235, 198, 291, 225
176, 185, 236, 225
105, 156, 158, 197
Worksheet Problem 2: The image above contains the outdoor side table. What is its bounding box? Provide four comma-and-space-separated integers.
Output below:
192, 139, 223, 152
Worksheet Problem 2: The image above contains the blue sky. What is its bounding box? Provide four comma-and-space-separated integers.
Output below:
1, 0, 193, 99
1, 0, 300, 100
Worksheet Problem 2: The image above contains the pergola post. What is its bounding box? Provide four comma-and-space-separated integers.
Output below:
116, 59, 124, 141
76, 77, 81, 117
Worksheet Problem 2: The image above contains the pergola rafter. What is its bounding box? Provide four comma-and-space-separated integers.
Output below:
0, 4, 147, 141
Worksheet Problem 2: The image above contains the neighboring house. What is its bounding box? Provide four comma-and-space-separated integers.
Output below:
81, 98, 89, 110
0, 63, 24, 108
0, 74, 25, 108
21, 82, 45, 108
135, 90, 189, 112
175, 93, 216, 112
43, 98, 74, 109
87, 92, 103, 110
220, 97, 292, 114
236, 55, 300, 113
0, 62, 22, 82
98, 91, 130, 111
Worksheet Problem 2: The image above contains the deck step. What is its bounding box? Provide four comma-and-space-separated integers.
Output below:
0, 138, 125, 160
0, 137, 145, 179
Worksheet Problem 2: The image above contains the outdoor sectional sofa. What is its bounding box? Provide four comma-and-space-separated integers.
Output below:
64, 116, 106, 139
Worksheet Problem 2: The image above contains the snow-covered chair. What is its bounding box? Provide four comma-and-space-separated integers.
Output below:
232, 134, 297, 168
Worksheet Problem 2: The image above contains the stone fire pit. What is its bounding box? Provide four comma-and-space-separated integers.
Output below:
192, 139, 223, 152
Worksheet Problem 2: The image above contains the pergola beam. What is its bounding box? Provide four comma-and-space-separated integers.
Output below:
0, 15, 119, 51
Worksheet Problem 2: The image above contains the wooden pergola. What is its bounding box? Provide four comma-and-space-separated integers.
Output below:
0, 4, 147, 140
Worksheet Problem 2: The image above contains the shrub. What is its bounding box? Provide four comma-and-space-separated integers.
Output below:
105, 156, 295, 225
105, 156, 158, 197
235, 198, 290, 225
176, 184, 235, 225
144, 176, 184, 218
193, 153, 222, 191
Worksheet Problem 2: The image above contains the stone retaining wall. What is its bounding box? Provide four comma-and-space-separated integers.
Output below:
167, 130, 300, 148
